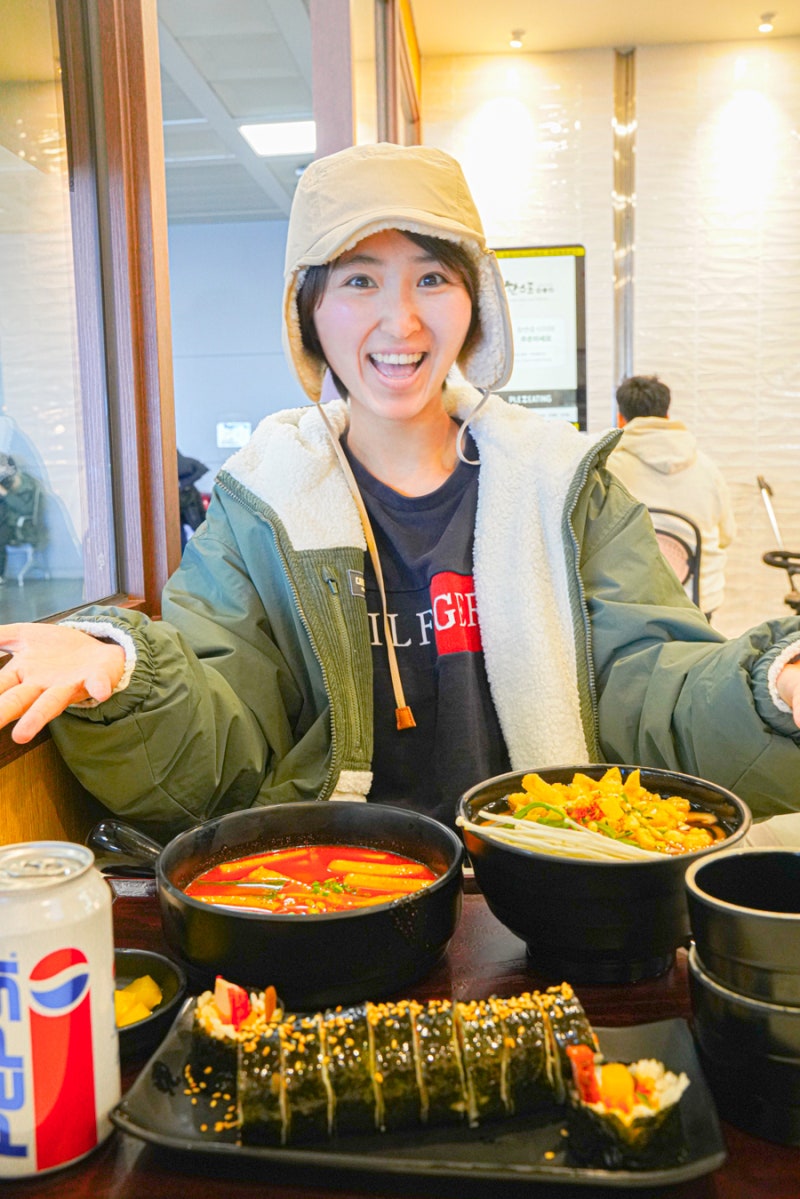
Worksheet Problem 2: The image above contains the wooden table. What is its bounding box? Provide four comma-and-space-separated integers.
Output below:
6, 879, 800, 1199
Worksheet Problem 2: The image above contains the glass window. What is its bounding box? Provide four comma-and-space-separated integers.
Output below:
0, 0, 116, 621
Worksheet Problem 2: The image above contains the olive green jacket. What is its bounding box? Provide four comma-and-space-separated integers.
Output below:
52, 390, 800, 836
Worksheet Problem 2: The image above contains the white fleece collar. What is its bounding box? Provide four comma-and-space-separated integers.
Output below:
223, 383, 610, 769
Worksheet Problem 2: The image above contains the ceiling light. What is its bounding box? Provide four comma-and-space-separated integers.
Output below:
239, 120, 316, 157
509, 29, 525, 49
758, 11, 775, 33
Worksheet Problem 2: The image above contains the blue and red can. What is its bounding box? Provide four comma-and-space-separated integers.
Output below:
0, 842, 120, 1177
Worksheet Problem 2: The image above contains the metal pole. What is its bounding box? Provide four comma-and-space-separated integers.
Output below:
613, 48, 636, 419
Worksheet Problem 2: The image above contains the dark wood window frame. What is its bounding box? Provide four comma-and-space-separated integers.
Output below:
1, 0, 179, 771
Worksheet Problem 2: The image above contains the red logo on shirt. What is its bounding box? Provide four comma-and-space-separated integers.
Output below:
430, 571, 483, 656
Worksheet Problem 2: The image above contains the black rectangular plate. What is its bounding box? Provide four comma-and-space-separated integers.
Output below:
111, 1001, 726, 1188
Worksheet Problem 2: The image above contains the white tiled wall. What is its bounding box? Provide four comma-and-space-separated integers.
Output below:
635, 41, 800, 635
421, 51, 616, 432
419, 42, 800, 639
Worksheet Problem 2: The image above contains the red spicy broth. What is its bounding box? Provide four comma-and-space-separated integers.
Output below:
184, 844, 438, 915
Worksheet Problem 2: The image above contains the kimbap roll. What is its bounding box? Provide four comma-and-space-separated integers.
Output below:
565, 1044, 690, 1169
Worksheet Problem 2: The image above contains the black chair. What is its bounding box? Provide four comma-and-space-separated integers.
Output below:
9, 477, 49, 586
647, 508, 702, 608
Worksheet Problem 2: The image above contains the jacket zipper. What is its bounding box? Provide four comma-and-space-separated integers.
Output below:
216, 478, 340, 800
322, 568, 364, 752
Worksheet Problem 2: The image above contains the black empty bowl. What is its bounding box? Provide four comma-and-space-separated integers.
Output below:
458, 764, 750, 984
156, 802, 465, 1009
685, 848, 800, 1005
115, 948, 187, 1060
688, 944, 800, 1146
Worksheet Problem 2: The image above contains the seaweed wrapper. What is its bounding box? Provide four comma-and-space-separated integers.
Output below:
323, 1004, 377, 1136
491, 993, 555, 1116
539, 983, 598, 1102
567, 1093, 686, 1170
367, 1000, 424, 1132
281, 1014, 331, 1142
413, 999, 468, 1127
455, 999, 507, 1126
238, 1024, 286, 1145
566, 1057, 690, 1170
191, 988, 284, 1097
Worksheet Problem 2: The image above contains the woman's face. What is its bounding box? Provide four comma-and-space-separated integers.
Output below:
312, 229, 473, 429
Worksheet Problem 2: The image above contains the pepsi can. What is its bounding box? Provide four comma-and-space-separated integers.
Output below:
0, 841, 120, 1177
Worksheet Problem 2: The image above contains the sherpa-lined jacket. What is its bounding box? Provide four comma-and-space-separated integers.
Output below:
607, 416, 736, 615
52, 387, 800, 837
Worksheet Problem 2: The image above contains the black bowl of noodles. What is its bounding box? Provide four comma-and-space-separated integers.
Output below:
457, 764, 750, 985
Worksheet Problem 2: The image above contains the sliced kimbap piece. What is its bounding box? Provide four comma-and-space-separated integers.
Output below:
491, 992, 555, 1116
323, 1004, 378, 1136
455, 998, 508, 1126
565, 1046, 690, 1169
537, 982, 598, 1102
280, 1013, 331, 1142
238, 1022, 287, 1145
191, 979, 282, 1092
413, 999, 468, 1126
367, 1000, 424, 1132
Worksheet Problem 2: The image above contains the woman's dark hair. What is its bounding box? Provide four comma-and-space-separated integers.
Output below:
296, 231, 482, 398
616, 375, 672, 421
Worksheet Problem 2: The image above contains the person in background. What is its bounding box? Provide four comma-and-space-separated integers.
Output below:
607, 375, 736, 620
177, 449, 208, 550
0, 143, 797, 837
0, 453, 43, 583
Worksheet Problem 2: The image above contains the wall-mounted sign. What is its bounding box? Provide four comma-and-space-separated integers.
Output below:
216, 420, 252, 449
494, 246, 586, 430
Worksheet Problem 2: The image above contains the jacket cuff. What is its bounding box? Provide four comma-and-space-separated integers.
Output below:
59, 619, 137, 708
329, 770, 372, 801
767, 637, 800, 713
752, 631, 800, 735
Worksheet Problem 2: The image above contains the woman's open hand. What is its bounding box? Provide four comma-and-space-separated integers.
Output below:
776, 659, 800, 729
0, 623, 126, 743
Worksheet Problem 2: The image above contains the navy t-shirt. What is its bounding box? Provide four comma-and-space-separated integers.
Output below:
342, 434, 511, 827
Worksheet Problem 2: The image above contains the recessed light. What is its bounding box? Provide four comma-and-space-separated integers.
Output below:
509, 28, 525, 49
239, 120, 316, 157
758, 10, 775, 33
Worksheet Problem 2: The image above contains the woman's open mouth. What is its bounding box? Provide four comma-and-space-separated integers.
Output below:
369, 352, 425, 380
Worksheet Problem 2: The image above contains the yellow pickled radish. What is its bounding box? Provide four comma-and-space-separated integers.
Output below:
599, 1062, 636, 1113
121, 974, 162, 1009
116, 999, 152, 1027
114, 973, 163, 1027
114, 990, 137, 1022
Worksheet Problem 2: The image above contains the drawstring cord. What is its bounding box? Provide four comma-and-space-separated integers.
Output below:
456, 387, 490, 464
313, 396, 416, 731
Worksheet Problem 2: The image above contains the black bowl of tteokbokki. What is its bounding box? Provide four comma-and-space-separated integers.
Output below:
145, 802, 464, 1009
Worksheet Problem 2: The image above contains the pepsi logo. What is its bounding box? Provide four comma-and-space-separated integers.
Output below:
28, 948, 90, 1017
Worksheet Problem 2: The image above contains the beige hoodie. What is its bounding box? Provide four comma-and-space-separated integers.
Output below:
607, 416, 737, 614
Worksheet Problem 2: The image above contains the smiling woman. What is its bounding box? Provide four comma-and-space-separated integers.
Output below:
0, 141, 798, 840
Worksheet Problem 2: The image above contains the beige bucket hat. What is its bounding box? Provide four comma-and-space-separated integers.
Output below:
282, 142, 514, 401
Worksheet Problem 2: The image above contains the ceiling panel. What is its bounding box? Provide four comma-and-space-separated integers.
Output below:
158, 0, 281, 38
156, 0, 800, 225
212, 76, 311, 119
165, 160, 286, 222
158, 0, 312, 223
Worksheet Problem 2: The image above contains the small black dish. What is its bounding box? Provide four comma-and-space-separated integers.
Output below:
115, 948, 187, 1061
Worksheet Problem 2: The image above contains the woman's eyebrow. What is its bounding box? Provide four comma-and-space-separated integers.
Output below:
334, 249, 439, 269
